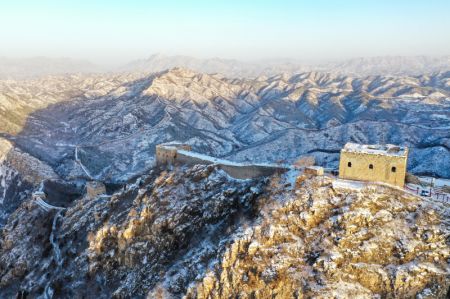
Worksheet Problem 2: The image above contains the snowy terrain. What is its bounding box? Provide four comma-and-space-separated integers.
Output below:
0, 63, 449, 298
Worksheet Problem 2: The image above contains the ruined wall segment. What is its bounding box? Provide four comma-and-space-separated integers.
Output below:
339, 143, 408, 187
86, 181, 106, 199
305, 166, 324, 176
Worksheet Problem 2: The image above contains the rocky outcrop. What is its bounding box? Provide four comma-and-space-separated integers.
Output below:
0, 138, 57, 185
0, 137, 58, 225
86, 165, 266, 298
185, 177, 449, 298
0, 165, 266, 298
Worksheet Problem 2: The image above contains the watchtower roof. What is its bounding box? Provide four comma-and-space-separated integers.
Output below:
342, 143, 408, 157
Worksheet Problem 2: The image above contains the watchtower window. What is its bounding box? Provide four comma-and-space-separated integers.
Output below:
347, 162, 352, 167
369, 164, 373, 169
391, 166, 396, 173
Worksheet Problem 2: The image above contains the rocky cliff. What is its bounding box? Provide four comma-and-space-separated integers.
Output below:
0, 137, 58, 225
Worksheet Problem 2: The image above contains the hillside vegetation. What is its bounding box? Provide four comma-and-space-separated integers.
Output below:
0, 166, 448, 298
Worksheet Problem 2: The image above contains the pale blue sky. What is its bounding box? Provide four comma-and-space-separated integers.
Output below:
1, 0, 449, 65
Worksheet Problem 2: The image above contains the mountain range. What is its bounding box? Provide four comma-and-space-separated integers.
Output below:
123, 54, 450, 77
1, 54, 450, 79
0, 67, 448, 193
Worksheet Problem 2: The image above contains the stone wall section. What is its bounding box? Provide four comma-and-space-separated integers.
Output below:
156, 144, 288, 179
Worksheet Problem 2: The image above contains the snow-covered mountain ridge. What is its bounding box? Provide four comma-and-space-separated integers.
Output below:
1, 68, 448, 184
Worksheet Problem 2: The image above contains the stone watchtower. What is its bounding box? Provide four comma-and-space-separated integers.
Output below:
155, 143, 192, 165
338, 143, 408, 187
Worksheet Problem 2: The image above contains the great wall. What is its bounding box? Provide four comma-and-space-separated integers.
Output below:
155, 142, 450, 201
31, 142, 450, 214
155, 143, 291, 179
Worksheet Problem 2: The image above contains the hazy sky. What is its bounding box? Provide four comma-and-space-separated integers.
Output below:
1, 0, 449, 65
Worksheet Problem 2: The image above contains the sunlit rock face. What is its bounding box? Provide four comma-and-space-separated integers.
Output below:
0, 166, 448, 298
185, 176, 449, 298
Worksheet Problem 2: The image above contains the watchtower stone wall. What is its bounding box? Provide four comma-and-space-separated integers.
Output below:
339, 143, 408, 187
156, 144, 192, 165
